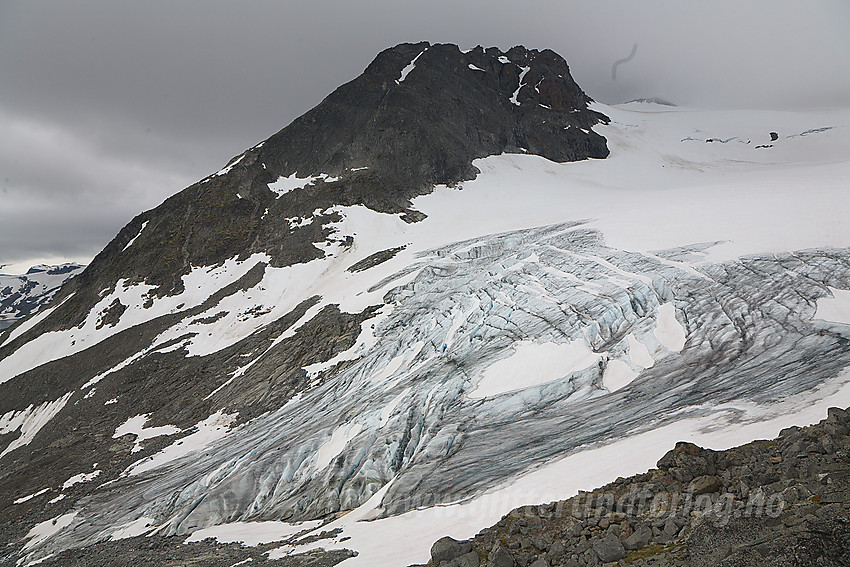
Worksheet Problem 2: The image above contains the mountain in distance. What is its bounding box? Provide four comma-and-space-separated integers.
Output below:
0, 263, 85, 330
1, 41, 850, 567
624, 97, 676, 106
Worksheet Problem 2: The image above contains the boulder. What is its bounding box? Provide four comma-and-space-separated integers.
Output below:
547, 540, 566, 561
657, 442, 716, 482
448, 552, 481, 567
592, 533, 626, 563
622, 524, 652, 550
488, 542, 515, 567
690, 474, 723, 496
431, 536, 472, 565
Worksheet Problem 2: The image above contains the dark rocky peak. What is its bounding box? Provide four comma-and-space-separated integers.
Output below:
4, 42, 608, 339
257, 42, 607, 197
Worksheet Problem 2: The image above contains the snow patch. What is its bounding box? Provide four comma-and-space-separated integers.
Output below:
82, 349, 149, 390
122, 221, 149, 252
626, 333, 655, 369
268, 173, 339, 198
213, 154, 246, 177
380, 387, 411, 428
815, 287, 850, 325
285, 216, 313, 229
397, 47, 427, 84
469, 340, 599, 399
122, 411, 236, 476
186, 520, 322, 546
23, 512, 78, 551
654, 303, 686, 352
112, 414, 180, 453
62, 469, 101, 489
13, 488, 50, 505
468, 64, 485, 72
602, 359, 638, 392
369, 341, 425, 386
0, 392, 73, 458
315, 422, 363, 470
509, 66, 530, 106
109, 517, 158, 540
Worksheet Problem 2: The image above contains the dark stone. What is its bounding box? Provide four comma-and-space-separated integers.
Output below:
488, 542, 515, 567
826, 406, 848, 423
663, 516, 681, 537
346, 246, 407, 273
431, 536, 472, 564
657, 442, 717, 482
622, 524, 652, 551
690, 475, 723, 496
547, 541, 566, 561
446, 552, 481, 567
592, 533, 626, 563
94, 298, 126, 329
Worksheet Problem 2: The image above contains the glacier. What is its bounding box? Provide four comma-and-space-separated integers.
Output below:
5, 101, 850, 566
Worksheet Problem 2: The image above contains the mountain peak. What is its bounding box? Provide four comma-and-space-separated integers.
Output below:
49, 42, 607, 311
0, 42, 611, 565
258, 41, 607, 196
3, 38, 850, 567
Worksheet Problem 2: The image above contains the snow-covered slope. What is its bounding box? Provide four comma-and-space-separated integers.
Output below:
0, 263, 84, 330
1, 43, 850, 567
5, 101, 849, 567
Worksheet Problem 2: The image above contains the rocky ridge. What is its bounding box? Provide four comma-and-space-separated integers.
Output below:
2, 42, 850, 567
0, 42, 610, 566
420, 406, 850, 567
18, 405, 850, 567
8, 41, 607, 336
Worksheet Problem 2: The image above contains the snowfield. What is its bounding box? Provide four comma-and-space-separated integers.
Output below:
8, 102, 850, 566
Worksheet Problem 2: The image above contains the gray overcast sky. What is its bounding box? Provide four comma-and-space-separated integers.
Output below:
1, 0, 848, 272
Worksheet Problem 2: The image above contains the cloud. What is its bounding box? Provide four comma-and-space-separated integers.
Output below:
0, 0, 848, 269
0, 110, 197, 264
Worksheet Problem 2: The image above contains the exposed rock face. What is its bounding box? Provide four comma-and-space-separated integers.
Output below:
1, 41, 849, 567
8, 222, 850, 565
22, 535, 356, 567
0, 42, 610, 566
418, 407, 850, 567
32, 42, 607, 312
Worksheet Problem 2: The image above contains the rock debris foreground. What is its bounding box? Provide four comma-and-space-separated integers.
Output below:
420, 407, 850, 567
